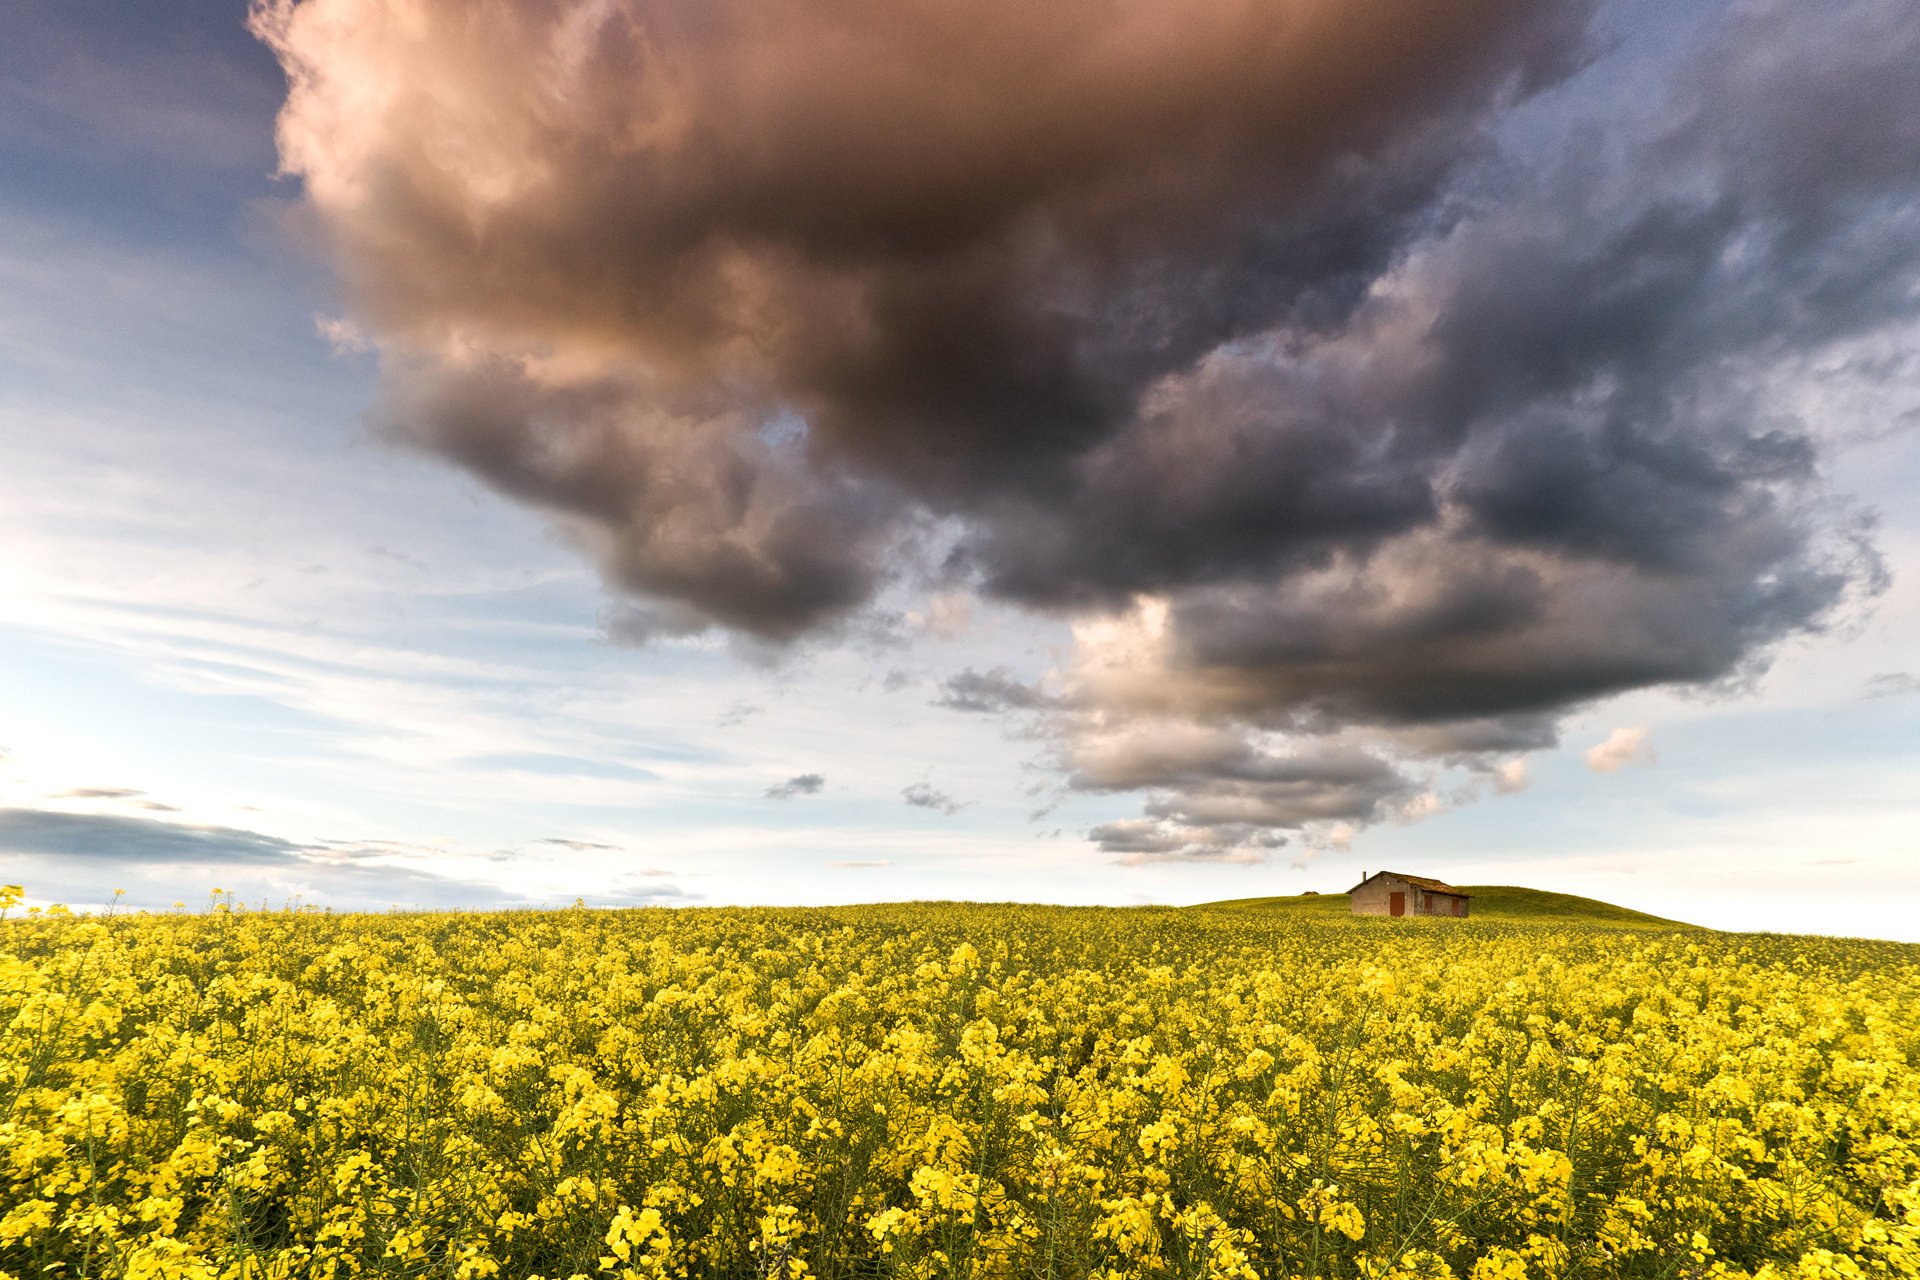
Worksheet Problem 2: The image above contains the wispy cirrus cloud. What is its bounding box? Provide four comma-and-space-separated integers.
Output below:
1864, 672, 1920, 699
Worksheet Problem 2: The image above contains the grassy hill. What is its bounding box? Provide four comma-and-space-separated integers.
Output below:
1193, 884, 1697, 928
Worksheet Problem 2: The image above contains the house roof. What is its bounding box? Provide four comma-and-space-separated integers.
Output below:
1347, 871, 1471, 897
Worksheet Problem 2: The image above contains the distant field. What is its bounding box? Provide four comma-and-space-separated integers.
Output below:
3, 902, 1915, 1279
1193, 884, 1696, 928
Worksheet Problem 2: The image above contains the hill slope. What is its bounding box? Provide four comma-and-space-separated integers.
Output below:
1193, 884, 1696, 928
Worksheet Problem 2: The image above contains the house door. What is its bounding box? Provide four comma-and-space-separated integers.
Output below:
1390, 892, 1405, 917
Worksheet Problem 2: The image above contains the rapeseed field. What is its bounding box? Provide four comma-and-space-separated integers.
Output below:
2, 891, 1916, 1279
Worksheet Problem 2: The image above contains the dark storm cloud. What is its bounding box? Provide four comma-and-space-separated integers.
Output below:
970, 0, 1916, 717
1012, 0, 1911, 841
258, 0, 1919, 848
1383, 715, 1560, 761
257, 0, 1597, 638
385, 361, 902, 642
765, 773, 826, 800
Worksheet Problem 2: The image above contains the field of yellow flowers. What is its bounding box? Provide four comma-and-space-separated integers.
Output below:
2, 891, 1917, 1280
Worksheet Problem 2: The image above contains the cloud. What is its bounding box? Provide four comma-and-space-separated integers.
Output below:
1865, 672, 1920, 699
0, 807, 526, 909
906, 593, 974, 641
902, 782, 968, 816
828, 859, 891, 869
254, 0, 1598, 642
600, 876, 698, 904
0, 808, 308, 864
55, 787, 147, 800
535, 837, 621, 851
464, 753, 655, 781
765, 773, 826, 800
256, 0, 1918, 851
1491, 758, 1530, 795
1584, 727, 1656, 775
1089, 818, 1285, 866
932, 667, 1057, 714
1067, 722, 1419, 828
600, 598, 726, 645
315, 313, 372, 354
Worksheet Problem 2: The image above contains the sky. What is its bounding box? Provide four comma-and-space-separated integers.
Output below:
1, 0, 1917, 938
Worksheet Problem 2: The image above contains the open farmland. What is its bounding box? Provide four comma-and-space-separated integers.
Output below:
2, 902, 1917, 1279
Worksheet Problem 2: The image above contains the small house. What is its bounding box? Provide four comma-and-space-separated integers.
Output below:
1348, 871, 1470, 918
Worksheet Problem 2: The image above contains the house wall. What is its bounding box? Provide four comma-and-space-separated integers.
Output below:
1351, 876, 1404, 916
1351, 876, 1470, 918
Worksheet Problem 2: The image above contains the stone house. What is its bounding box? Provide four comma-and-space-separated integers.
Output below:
1348, 871, 1470, 918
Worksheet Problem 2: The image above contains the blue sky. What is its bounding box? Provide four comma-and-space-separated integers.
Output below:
2, 0, 1917, 937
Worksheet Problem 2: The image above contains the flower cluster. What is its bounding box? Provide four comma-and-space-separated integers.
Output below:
1, 898, 1916, 1278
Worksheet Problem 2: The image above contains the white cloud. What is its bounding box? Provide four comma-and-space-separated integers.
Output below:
1584, 727, 1656, 774
906, 592, 975, 641
314, 313, 372, 354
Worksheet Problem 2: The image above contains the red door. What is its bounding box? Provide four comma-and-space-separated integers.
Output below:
1390, 892, 1405, 917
